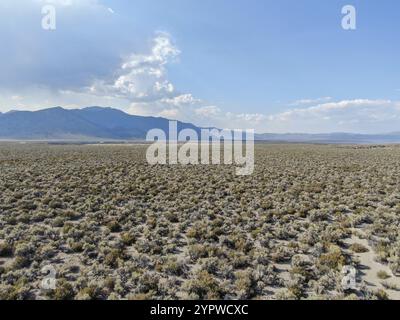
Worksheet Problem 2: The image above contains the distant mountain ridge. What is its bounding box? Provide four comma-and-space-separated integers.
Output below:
0, 106, 202, 140
254, 132, 400, 144
1, 106, 400, 143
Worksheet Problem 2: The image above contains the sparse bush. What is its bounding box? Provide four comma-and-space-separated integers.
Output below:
350, 243, 369, 253
185, 271, 223, 300
104, 249, 124, 268
374, 289, 389, 300
234, 269, 257, 299
120, 232, 136, 246
48, 199, 63, 209
317, 245, 346, 270
69, 241, 84, 253
77, 284, 105, 300
13, 256, 32, 269
377, 270, 391, 280
0, 242, 13, 257
2, 144, 400, 300
162, 257, 186, 276
52, 280, 75, 300
107, 220, 121, 233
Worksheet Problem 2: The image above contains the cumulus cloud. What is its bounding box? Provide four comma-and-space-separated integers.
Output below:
182, 99, 400, 133
89, 33, 180, 102
265, 99, 400, 133
85, 33, 218, 125
271, 99, 395, 121
195, 106, 222, 117
127, 93, 205, 124
289, 97, 332, 106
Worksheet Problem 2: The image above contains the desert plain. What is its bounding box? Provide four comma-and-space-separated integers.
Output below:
0, 143, 400, 300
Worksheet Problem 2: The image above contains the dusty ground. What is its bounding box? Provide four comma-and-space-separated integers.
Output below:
1, 143, 400, 300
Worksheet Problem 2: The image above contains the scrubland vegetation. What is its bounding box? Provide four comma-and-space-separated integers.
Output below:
1, 143, 400, 300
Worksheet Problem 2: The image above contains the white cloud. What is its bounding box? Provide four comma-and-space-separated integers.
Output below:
264, 99, 400, 133
289, 97, 332, 106
127, 93, 204, 124
89, 32, 180, 102
176, 99, 400, 133
271, 99, 393, 121
158, 109, 180, 119
85, 33, 221, 125
0, 86, 128, 112
195, 106, 222, 117
161, 94, 199, 106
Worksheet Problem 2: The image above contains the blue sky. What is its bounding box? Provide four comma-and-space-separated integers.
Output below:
0, 0, 400, 133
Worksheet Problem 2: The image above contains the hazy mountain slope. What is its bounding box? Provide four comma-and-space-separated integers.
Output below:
0, 107, 112, 139
0, 106, 202, 140
255, 132, 400, 143
72, 107, 201, 139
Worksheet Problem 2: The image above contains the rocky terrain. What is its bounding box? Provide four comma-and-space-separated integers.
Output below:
1, 143, 400, 300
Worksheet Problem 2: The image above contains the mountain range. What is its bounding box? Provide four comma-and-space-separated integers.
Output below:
0, 107, 201, 141
1, 106, 400, 143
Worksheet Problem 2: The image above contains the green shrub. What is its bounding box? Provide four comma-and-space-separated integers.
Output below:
52, 216, 65, 228
13, 256, 31, 269
318, 246, 345, 270
127, 292, 155, 300
69, 241, 84, 253
234, 270, 256, 299
107, 220, 121, 233
121, 232, 136, 246
350, 243, 369, 253
0, 278, 31, 300
104, 249, 124, 267
374, 289, 389, 300
0, 242, 13, 257
20, 200, 37, 211
377, 270, 391, 280
188, 244, 209, 261
77, 285, 104, 300
49, 200, 63, 209
185, 271, 223, 300
165, 212, 179, 223
162, 258, 186, 276
52, 280, 75, 300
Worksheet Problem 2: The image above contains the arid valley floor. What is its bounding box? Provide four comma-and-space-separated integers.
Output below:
1, 143, 400, 300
